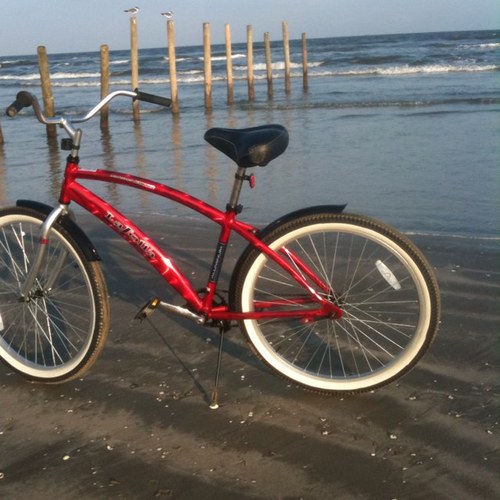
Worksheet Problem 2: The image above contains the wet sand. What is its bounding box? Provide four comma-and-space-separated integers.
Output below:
0, 214, 499, 499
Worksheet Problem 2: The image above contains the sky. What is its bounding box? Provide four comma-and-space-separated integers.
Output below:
0, 0, 498, 56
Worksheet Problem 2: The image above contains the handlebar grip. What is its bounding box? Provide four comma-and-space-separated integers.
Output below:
134, 89, 172, 108
6, 91, 35, 117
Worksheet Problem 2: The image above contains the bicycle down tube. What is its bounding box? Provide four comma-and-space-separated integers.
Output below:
59, 161, 342, 322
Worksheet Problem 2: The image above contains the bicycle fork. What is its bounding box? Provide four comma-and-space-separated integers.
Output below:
14, 205, 71, 365
20, 204, 69, 300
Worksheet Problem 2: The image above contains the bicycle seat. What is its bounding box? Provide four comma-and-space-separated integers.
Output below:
204, 124, 289, 168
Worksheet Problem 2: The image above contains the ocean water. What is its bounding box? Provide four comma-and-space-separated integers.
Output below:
0, 30, 498, 238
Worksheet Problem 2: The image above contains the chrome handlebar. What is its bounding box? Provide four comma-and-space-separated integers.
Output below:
6, 89, 171, 139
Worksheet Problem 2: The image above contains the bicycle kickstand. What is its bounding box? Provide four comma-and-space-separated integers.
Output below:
209, 324, 226, 410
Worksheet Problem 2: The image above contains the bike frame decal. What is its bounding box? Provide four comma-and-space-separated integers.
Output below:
104, 211, 156, 259
209, 241, 227, 283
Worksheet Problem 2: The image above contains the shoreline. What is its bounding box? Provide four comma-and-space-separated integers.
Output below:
0, 219, 498, 499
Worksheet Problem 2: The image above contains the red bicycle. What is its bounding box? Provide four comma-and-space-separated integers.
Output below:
0, 90, 440, 404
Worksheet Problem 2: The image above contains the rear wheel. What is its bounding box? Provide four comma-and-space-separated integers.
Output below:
0, 208, 109, 382
231, 211, 440, 394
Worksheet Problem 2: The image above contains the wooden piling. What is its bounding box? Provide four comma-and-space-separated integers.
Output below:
264, 32, 273, 98
0, 122, 4, 145
302, 33, 308, 91
167, 20, 179, 114
247, 25, 255, 101
100, 44, 110, 129
225, 24, 234, 104
130, 16, 140, 121
282, 21, 291, 94
203, 22, 212, 111
37, 46, 56, 137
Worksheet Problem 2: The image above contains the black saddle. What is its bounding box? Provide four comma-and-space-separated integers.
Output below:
204, 124, 289, 168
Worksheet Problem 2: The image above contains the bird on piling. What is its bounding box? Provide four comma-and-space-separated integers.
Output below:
124, 7, 140, 15
161, 11, 173, 19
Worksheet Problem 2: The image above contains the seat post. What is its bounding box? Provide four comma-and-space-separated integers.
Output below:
227, 166, 247, 212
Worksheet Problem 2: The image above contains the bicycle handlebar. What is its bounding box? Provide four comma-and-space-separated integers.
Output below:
5, 88, 172, 127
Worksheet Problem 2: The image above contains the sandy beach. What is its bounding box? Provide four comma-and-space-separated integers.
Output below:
0, 213, 498, 499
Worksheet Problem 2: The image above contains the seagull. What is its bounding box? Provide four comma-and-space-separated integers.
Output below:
124, 7, 139, 15
161, 11, 173, 19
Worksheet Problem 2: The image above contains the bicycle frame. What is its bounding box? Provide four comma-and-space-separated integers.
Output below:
58, 160, 342, 323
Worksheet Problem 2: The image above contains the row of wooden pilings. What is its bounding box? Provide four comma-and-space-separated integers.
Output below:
0, 21, 308, 142
123, 19, 308, 119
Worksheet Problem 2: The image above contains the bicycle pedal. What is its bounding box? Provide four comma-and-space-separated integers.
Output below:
134, 297, 160, 321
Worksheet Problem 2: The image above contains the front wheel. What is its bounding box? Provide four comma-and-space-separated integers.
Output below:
0, 207, 109, 383
230, 212, 440, 394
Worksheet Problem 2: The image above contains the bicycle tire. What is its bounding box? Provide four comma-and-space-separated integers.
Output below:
0, 207, 109, 383
230, 211, 440, 394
